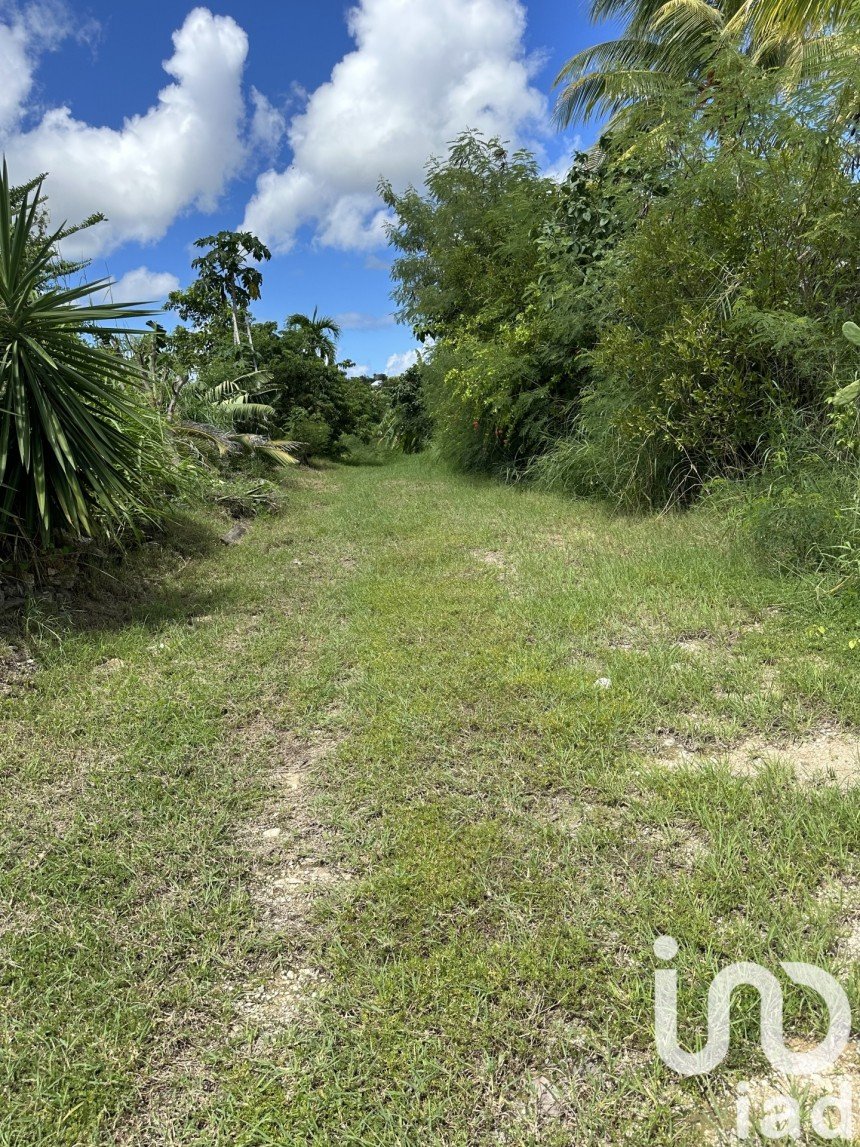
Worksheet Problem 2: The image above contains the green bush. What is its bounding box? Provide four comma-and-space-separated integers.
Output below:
379, 365, 431, 454
286, 411, 333, 456
705, 416, 860, 578
383, 133, 575, 476
573, 72, 860, 507
422, 331, 552, 476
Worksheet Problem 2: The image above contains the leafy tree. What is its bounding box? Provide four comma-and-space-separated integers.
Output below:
567, 71, 860, 505
382, 133, 567, 472
382, 133, 556, 342
383, 132, 637, 473
169, 231, 271, 360
165, 277, 234, 359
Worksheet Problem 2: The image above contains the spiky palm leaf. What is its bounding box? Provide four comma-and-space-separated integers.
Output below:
555, 0, 858, 130
733, 0, 860, 38
0, 162, 165, 547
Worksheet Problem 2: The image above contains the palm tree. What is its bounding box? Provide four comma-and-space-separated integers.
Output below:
286, 307, 342, 366
738, 0, 859, 37
554, 0, 857, 131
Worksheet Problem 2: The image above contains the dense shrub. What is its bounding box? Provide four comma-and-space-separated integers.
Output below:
705, 417, 860, 577
379, 365, 431, 454
573, 73, 860, 506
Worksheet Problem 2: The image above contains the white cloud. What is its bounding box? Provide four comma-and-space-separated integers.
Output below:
250, 86, 286, 157
0, 19, 31, 133
0, 1, 95, 133
107, 267, 180, 304
386, 350, 420, 376
1, 7, 249, 257
242, 0, 547, 253
81, 266, 179, 307
345, 363, 372, 378
336, 311, 396, 331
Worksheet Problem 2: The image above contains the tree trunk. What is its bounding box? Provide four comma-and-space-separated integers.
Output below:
244, 316, 258, 370
229, 303, 241, 348
166, 376, 187, 421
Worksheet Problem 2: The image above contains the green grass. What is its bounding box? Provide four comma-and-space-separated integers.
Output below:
1, 456, 859, 1145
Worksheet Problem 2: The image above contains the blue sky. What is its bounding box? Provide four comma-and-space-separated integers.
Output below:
0, 0, 613, 375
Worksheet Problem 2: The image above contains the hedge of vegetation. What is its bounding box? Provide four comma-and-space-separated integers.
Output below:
382, 24, 860, 576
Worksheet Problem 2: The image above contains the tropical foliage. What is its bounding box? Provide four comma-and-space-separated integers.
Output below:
161, 242, 384, 462
383, 21, 860, 574
379, 363, 431, 454
0, 164, 169, 550
554, 0, 860, 132
0, 164, 387, 555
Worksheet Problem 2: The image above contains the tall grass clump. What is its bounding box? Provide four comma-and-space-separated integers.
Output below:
703, 406, 860, 579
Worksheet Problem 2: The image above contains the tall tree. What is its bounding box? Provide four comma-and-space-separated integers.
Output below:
286, 308, 342, 366
186, 231, 271, 359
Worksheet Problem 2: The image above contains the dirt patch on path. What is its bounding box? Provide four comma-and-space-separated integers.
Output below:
238, 721, 348, 1034
655, 726, 860, 790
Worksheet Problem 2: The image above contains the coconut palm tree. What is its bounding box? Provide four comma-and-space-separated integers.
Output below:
739, 0, 859, 37
554, 0, 857, 131
286, 307, 342, 366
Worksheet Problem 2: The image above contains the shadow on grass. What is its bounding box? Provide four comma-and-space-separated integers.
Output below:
1, 510, 238, 650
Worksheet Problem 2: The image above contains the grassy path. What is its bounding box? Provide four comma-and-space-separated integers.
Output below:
1, 457, 859, 1145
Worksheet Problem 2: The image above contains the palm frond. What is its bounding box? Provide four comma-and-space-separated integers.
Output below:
237, 437, 300, 467
0, 161, 168, 548
218, 400, 277, 419
741, 0, 859, 38
255, 446, 300, 469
